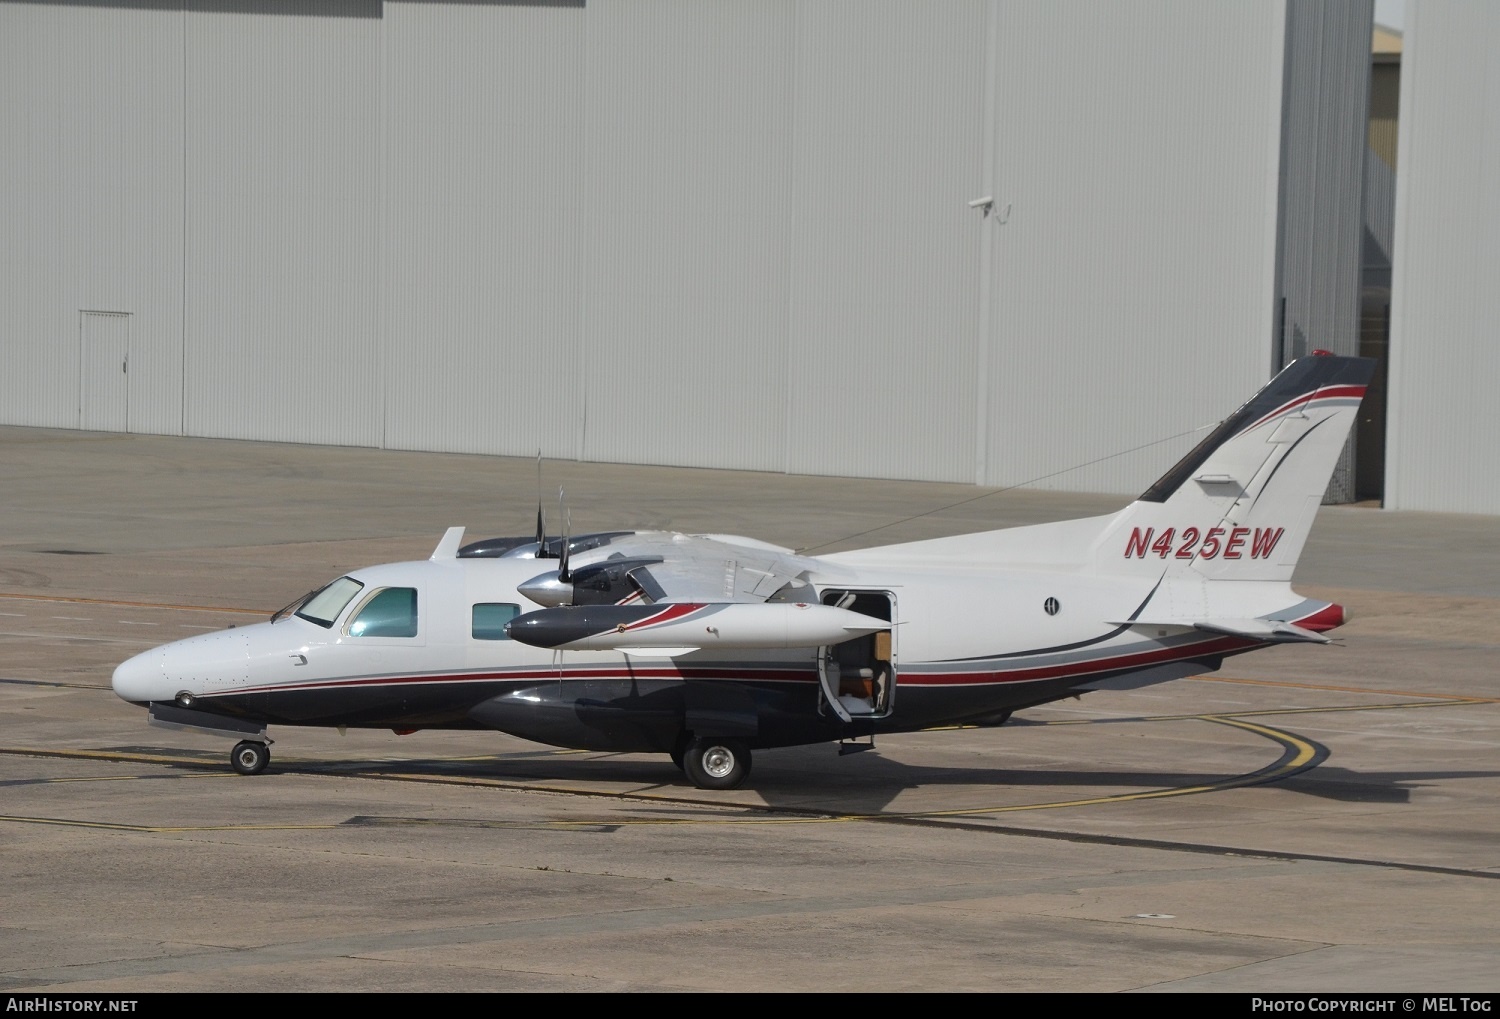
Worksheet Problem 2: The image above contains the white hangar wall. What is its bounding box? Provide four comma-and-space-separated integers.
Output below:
0, 0, 382, 445
381, 0, 988, 480
582, 1, 800, 472
1385, 2, 1500, 515
1, 0, 1378, 499
0, 2, 185, 435
383, 0, 587, 462
984, 1, 1288, 493
184, 1, 383, 447
782, 0, 985, 483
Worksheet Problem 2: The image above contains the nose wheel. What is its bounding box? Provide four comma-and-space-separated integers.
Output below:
230, 740, 270, 776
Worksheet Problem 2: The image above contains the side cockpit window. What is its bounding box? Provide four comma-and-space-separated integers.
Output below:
347, 587, 419, 638
472, 603, 520, 640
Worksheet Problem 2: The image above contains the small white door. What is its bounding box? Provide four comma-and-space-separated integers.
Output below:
80, 311, 130, 432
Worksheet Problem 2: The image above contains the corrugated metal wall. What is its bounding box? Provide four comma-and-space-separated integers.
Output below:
1277, 0, 1372, 368
579, 1, 796, 472
182, 1, 382, 446
0, 2, 184, 432
2, 1, 1393, 504
785, 0, 985, 482
1275, 0, 1372, 503
1364, 54, 1401, 287
981, 1, 1290, 493
1385, 1, 1500, 514
382, 0, 587, 460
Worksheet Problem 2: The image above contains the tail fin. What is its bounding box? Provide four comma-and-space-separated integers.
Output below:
1094, 353, 1376, 583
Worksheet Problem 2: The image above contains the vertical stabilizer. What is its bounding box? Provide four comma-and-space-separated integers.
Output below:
1092, 354, 1375, 583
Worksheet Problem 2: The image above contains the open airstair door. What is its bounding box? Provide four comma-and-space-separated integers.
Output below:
817, 590, 895, 722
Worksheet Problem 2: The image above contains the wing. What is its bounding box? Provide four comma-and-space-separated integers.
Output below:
507, 531, 878, 653
557, 531, 826, 606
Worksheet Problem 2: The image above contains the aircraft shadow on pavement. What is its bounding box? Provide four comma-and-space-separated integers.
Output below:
1273, 765, 1500, 804
221, 745, 1500, 815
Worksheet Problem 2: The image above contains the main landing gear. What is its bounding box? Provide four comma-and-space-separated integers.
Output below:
677, 736, 751, 790
230, 740, 271, 776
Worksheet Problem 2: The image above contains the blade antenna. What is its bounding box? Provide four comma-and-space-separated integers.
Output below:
534, 450, 550, 558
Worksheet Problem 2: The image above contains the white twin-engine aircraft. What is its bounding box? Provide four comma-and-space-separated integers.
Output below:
113, 354, 1375, 789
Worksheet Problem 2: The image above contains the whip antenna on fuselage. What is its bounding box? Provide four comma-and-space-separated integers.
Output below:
534, 450, 551, 559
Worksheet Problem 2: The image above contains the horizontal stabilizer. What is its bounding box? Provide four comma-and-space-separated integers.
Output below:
617, 646, 701, 658
1192, 618, 1332, 644
1116, 618, 1331, 644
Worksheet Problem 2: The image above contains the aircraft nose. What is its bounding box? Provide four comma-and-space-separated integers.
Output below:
112, 648, 166, 704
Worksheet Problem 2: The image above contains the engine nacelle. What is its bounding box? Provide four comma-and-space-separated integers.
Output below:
507, 601, 889, 652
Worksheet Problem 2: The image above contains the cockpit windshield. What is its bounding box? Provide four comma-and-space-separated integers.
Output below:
288, 576, 365, 628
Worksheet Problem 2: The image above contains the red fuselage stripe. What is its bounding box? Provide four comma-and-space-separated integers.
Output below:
622, 602, 705, 631
206, 630, 1263, 698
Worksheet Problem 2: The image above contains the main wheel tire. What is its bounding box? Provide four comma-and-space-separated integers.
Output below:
230, 740, 270, 776
682, 737, 750, 790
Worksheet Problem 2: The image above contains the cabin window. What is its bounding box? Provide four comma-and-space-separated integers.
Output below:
295, 576, 364, 628
472, 602, 520, 640
347, 587, 419, 638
